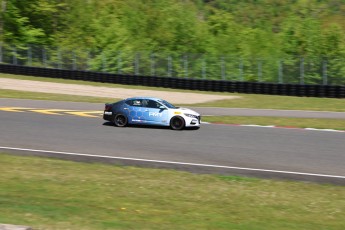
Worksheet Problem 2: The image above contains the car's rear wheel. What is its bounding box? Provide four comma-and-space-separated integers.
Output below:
114, 114, 128, 127
170, 116, 185, 130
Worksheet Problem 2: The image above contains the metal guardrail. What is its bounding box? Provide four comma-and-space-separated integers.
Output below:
0, 64, 344, 98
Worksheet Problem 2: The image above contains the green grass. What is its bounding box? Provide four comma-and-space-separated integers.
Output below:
1, 153, 344, 230
202, 116, 345, 130
1, 73, 345, 111
193, 95, 345, 112
0, 88, 118, 103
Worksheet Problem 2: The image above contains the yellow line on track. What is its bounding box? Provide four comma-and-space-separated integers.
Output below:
0, 107, 34, 112
65, 111, 103, 118
28, 109, 76, 115
0, 107, 103, 118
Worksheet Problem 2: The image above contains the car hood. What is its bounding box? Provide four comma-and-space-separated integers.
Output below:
173, 107, 200, 116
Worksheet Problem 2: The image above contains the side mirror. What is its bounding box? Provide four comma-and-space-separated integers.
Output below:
159, 106, 167, 110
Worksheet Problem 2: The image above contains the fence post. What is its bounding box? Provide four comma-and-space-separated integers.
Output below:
239, 59, 243, 81
12, 46, 17, 65
73, 51, 77, 70
0, 42, 2, 63
150, 53, 155, 76
86, 51, 91, 71
202, 58, 206, 79
257, 59, 262, 82
102, 53, 106, 72
167, 55, 172, 77
221, 56, 225, 80
322, 59, 328, 85
42, 47, 47, 68
278, 60, 283, 84
27, 45, 32, 66
300, 57, 305, 85
184, 54, 188, 78
117, 51, 122, 74
57, 48, 62, 69
134, 52, 140, 75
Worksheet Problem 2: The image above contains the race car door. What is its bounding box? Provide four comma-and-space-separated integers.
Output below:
124, 99, 145, 124
143, 99, 169, 125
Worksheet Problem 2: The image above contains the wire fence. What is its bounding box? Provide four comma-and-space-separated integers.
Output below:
1, 43, 344, 85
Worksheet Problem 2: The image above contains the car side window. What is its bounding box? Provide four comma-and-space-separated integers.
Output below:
145, 100, 161, 109
125, 99, 143, 107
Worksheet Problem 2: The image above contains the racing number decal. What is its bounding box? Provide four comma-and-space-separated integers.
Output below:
149, 112, 163, 117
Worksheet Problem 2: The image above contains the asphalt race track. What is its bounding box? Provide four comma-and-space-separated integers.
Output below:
1, 99, 344, 185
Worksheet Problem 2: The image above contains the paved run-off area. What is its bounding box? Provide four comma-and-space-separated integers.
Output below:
0, 78, 239, 104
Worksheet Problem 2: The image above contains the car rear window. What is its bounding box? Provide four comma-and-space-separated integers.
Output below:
125, 99, 143, 107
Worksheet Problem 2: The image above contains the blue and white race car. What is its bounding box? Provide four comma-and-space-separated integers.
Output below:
103, 97, 201, 130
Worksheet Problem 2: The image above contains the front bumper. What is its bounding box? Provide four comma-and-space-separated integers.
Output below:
184, 115, 201, 127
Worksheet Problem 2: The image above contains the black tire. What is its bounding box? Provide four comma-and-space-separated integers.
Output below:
170, 116, 185, 130
113, 114, 128, 127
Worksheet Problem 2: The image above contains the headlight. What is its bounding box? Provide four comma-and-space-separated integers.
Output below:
184, 113, 198, 118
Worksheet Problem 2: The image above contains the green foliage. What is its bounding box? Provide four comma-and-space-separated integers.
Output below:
2, 0, 345, 84
3, 0, 345, 54
2, 0, 67, 45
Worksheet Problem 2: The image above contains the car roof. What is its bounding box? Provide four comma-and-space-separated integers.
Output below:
125, 97, 162, 101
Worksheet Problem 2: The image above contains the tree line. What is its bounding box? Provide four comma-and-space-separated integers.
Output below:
1, 0, 345, 84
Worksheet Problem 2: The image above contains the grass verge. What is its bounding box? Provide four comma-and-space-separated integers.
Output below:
0, 88, 117, 103
1, 74, 344, 130
193, 95, 345, 112
1, 74, 345, 111
1, 89, 344, 130
1, 153, 344, 230
202, 116, 345, 131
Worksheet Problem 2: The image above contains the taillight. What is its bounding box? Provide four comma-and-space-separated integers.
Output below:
105, 104, 112, 111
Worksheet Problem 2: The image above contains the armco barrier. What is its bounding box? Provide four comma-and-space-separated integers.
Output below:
0, 64, 344, 98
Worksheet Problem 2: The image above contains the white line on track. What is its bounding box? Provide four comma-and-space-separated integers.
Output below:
196, 107, 345, 114
208, 123, 345, 132
1, 146, 344, 180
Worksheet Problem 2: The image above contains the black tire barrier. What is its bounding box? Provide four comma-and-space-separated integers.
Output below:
0, 64, 344, 98
325, 86, 336, 98
262, 83, 271, 94
253, 83, 262, 94
340, 86, 345, 98
288, 84, 297, 96
278, 84, 285, 95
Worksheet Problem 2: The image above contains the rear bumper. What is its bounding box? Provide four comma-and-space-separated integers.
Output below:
103, 111, 113, 122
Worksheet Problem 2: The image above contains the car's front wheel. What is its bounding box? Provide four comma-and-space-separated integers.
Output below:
170, 116, 185, 130
113, 114, 128, 127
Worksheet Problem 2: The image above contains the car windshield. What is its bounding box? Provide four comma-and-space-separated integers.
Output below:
159, 100, 176, 109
